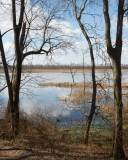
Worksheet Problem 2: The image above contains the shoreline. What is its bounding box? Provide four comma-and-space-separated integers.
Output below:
0, 68, 128, 73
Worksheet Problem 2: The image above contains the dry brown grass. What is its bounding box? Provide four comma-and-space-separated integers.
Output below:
2, 68, 128, 74
0, 136, 128, 159
0, 140, 114, 160
39, 82, 92, 88
0, 107, 128, 159
101, 102, 128, 118
39, 82, 128, 91
71, 88, 90, 102
122, 83, 128, 89
101, 104, 114, 117
59, 88, 90, 103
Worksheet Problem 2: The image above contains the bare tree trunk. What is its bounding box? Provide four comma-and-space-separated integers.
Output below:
77, 19, 96, 144
112, 58, 125, 160
5, 0, 24, 137
6, 101, 19, 137
0, 31, 18, 137
78, 26, 96, 144
5, 53, 22, 137
74, 5, 97, 144
103, 0, 125, 158
83, 45, 96, 144
6, 65, 22, 137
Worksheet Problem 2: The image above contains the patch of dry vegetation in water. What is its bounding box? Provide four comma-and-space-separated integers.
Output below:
39, 82, 112, 88
39, 82, 91, 88
59, 88, 90, 103
39, 82, 128, 90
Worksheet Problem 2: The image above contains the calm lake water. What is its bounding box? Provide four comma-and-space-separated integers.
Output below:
0, 71, 128, 118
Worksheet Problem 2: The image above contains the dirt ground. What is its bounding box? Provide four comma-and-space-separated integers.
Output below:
0, 139, 128, 160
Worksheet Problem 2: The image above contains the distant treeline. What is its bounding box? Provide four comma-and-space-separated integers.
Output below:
0, 64, 128, 70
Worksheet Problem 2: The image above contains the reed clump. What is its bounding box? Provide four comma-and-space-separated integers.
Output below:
59, 88, 90, 104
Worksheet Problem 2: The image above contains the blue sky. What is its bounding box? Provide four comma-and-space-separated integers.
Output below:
0, 0, 128, 66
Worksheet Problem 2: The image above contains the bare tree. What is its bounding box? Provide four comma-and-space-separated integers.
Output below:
0, 0, 72, 137
69, 0, 97, 144
102, 0, 128, 159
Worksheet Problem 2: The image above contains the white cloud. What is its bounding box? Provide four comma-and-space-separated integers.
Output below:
122, 41, 128, 62
111, 16, 117, 30
123, 17, 128, 29
0, 0, 12, 33
111, 15, 128, 30
49, 20, 81, 36
4, 42, 13, 52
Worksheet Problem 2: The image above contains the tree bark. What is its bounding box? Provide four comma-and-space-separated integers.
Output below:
103, 0, 125, 158
83, 47, 96, 144
112, 57, 125, 160
0, 31, 17, 137
5, 0, 24, 137
6, 62, 22, 137
75, 5, 97, 145
76, 18, 96, 144
6, 101, 19, 137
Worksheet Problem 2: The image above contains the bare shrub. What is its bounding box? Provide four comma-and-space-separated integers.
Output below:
18, 109, 70, 152
0, 107, 71, 152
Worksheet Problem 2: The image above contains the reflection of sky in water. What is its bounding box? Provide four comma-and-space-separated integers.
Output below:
20, 86, 71, 116
1, 71, 128, 116
29, 72, 92, 83
0, 89, 8, 105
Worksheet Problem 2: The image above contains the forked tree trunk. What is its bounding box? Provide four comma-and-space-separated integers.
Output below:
112, 57, 125, 160
4, 0, 24, 137
0, 31, 19, 137
103, 0, 125, 158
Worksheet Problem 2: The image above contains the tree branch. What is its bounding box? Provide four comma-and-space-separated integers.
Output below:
20, 22, 26, 52
116, 0, 124, 50
23, 49, 48, 60
2, 28, 13, 37
103, 0, 112, 52
123, 8, 128, 13
12, 0, 16, 27
0, 31, 13, 105
18, 0, 25, 32
78, 0, 87, 19
0, 85, 7, 92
